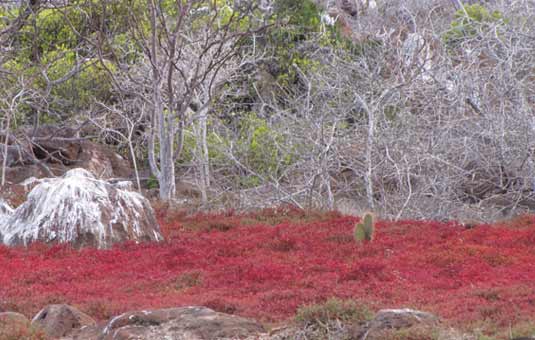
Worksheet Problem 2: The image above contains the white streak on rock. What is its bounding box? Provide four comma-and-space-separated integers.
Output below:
0, 199, 14, 238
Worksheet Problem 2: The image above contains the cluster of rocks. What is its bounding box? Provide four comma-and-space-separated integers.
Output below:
0, 168, 163, 249
0, 304, 486, 340
0, 125, 132, 178
0, 305, 265, 340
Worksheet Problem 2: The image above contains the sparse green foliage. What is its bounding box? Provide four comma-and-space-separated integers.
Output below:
443, 4, 506, 47
266, 0, 344, 85
147, 175, 159, 189
1, 2, 123, 122
354, 212, 375, 243
233, 113, 294, 187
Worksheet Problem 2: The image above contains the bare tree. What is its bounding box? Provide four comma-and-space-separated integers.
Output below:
88, 101, 146, 191
214, 0, 535, 221
99, 1, 262, 201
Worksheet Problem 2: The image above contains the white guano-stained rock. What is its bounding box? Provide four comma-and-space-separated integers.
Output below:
0, 199, 13, 219
0, 168, 163, 249
0, 199, 14, 240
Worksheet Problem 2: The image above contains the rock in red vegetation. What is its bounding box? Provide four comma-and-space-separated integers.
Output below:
31, 304, 96, 338
100, 306, 265, 340
354, 308, 440, 339
0, 312, 32, 339
0, 168, 163, 249
370, 308, 439, 329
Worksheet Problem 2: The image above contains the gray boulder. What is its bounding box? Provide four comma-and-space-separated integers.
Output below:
32, 304, 96, 338
100, 306, 265, 340
354, 308, 440, 340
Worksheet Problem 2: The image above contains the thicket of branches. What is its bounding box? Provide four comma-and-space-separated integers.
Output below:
2, 0, 535, 221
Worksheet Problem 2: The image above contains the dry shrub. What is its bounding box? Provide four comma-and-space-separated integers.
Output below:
168, 271, 203, 290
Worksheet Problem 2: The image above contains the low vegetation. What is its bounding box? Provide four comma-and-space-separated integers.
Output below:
0, 208, 535, 338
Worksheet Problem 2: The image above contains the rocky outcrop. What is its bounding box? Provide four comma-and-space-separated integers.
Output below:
0, 125, 132, 199
32, 304, 96, 338
0, 168, 163, 249
368, 308, 439, 329
75, 140, 132, 180
0, 144, 33, 167
50, 306, 266, 340
1, 141, 131, 181
100, 307, 265, 340
353, 308, 440, 339
0, 143, 132, 208
1, 305, 469, 340
0, 125, 134, 209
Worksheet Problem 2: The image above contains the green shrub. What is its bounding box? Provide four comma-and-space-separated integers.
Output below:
43, 52, 115, 114
147, 175, 159, 189
236, 113, 295, 187
295, 298, 373, 327
175, 128, 230, 168
267, 0, 336, 85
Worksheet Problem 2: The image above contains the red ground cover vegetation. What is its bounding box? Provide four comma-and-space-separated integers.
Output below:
1, 206, 535, 332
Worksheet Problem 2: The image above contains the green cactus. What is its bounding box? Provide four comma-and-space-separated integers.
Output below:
354, 212, 375, 243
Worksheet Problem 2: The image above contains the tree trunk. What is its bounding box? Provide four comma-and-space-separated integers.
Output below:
365, 104, 375, 210
1, 112, 11, 187
149, 0, 176, 201
158, 110, 176, 200
196, 108, 210, 204
128, 137, 141, 192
